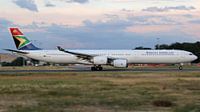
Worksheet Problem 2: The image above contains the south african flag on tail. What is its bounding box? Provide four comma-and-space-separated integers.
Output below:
9, 28, 41, 50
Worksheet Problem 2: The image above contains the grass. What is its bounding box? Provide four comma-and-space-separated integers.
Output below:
0, 72, 199, 112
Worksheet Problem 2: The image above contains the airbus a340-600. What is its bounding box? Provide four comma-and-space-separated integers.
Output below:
5, 28, 197, 71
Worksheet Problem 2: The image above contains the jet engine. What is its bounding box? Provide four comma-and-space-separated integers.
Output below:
112, 59, 128, 68
93, 56, 108, 65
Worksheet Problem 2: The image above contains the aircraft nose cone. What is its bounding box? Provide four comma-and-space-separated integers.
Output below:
194, 55, 198, 60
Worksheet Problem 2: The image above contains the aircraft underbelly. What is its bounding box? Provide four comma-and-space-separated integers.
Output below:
27, 54, 77, 64
129, 56, 181, 64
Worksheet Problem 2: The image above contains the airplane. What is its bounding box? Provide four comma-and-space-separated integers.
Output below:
5, 28, 198, 71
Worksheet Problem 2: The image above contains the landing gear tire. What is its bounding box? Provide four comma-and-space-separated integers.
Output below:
179, 66, 183, 70
91, 66, 96, 71
91, 66, 103, 71
98, 67, 103, 71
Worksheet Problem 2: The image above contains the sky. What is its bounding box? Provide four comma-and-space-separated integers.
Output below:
0, 0, 200, 51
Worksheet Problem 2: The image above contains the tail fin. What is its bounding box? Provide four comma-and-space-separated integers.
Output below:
9, 28, 41, 50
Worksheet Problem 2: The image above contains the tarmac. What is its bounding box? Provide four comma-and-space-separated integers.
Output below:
0, 67, 200, 74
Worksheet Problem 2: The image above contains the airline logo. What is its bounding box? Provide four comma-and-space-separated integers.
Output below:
10, 28, 31, 49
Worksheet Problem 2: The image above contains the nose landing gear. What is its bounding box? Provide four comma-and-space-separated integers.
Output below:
178, 63, 184, 70
179, 66, 183, 70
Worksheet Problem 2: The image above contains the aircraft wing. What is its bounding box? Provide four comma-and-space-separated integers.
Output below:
57, 46, 116, 63
57, 46, 95, 60
4, 49, 29, 54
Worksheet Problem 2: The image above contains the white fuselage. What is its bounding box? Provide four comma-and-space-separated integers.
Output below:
20, 49, 197, 65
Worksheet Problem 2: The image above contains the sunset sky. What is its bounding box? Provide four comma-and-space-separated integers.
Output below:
0, 0, 200, 51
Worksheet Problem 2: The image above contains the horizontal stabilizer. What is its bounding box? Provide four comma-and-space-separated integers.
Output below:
4, 49, 29, 54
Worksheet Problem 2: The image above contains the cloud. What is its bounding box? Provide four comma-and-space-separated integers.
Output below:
54, 0, 89, 4
0, 18, 13, 28
143, 6, 195, 12
82, 19, 132, 32
189, 19, 200, 24
104, 14, 119, 19
182, 14, 193, 18
34, 21, 195, 49
34, 16, 195, 49
121, 8, 134, 12
126, 25, 175, 34
127, 15, 178, 25
0, 18, 17, 50
69, 0, 89, 3
0, 13, 199, 52
180, 24, 200, 38
45, 1, 56, 7
12, 0, 38, 12
18, 14, 187, 49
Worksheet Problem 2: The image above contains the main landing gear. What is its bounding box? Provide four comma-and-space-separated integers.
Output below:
91, 65, 103, 71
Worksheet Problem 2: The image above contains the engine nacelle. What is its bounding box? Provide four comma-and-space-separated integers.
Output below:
93, 56, 108, 65
113, 59, 128, 68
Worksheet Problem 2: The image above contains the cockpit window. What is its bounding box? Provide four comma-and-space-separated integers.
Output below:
189, 53, 193, 55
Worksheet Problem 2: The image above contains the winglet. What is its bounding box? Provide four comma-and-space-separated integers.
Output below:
57, 46, 65, 52
57, 46, 93, 59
